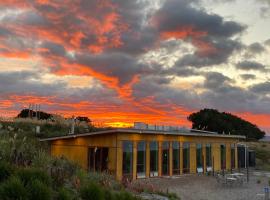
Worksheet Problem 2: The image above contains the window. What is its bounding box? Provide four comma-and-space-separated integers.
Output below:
150, 141, 158, 177
137, 141, 146, 178
206, 144, 212, 167
196, 144, 203, 169
123, 141, 133, 177
183, 142, 190, 173
220, 144, 226, 170
172, 141, 180, 175
231, 144, 235, 169
162, 141, 170, 175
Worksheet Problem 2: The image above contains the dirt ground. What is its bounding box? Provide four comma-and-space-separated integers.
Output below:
136, 170, 270, 200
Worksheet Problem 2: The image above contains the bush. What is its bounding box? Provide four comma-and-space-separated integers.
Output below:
17, 168, 52, 186
80, 182, 104, 200
114, 191, 140, 200
26, 179, 52, 200
0, 162, 14, 182
0, 176, 28, 200
49, 157, 78, 187
57, 187, 76, 200
104, 189, 115, 200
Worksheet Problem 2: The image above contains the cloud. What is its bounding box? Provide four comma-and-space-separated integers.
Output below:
250, 82, 270, 94
152, 0, 245, 68
240, 74, 257, 80
236, 60, 267, 71
247, 42, 266, 54
0, 0, 269, 132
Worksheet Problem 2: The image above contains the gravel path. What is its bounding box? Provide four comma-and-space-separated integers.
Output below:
135, 171, 270, 200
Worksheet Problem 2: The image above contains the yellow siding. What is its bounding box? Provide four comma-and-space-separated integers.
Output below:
49, 131, 241, 181
51, 144, 88, 169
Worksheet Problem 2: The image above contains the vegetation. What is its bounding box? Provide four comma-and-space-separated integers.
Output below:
0, 118, 179, 200
248, 142, 270, 171
188, 108, 265, 140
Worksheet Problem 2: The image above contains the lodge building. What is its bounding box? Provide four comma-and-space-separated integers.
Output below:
41, 123, 245, 181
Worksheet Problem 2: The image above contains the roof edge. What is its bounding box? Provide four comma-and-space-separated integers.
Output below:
39, 128, 245, 142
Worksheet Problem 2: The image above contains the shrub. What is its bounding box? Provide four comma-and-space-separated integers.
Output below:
0, 162, 14, 182
114, 191, 140, 200
26, 179, 52, 200
49, 156, 78, 187
0, 176, 28, 200
80, 182, 104, 200
57, 187, 76, 200
88, 172, 122, 190
17, 168, 52, 186
104, 189, 115, 200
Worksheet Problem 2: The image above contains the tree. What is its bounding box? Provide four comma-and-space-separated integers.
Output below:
76, 116, 91, 123
187, 108, 265, 140
17, 109, 52, 120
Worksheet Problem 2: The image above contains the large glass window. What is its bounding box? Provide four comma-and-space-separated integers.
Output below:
220, 144, 226, 170
137, 141, 146, 178
196, 144, 203, 169
206, 144, 212, 168
150, 141, 158, 177
123, 141, 133, 176
162, 141, 170, 175
183, 142, 190, 173
172, 141, 180, 175
231, 144, 235, 169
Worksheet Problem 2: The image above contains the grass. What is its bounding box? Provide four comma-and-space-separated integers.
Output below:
248, 142, 270, 171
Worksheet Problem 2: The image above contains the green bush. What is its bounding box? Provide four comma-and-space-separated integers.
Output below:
80, 182, 104, 200
114, 191, 139, 200
0, 162, 14, 182
26, 179, 52, 200
104, 189, 115, 200
57, 187, 76, 200
0, 176, 28, 200
17, 168, 52, 186
49, 157, 78, 187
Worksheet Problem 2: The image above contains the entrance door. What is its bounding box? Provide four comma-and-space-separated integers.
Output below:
88, 147, 109, 172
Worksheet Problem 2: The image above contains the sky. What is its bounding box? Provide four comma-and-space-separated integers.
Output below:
0, 0, 269, 133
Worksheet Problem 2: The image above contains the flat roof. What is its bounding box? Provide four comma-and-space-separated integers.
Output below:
39, 128, 246, 141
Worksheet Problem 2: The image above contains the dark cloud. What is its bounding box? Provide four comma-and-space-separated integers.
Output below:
250, 82, 270, 94
236, 61, 267, 71
39, 41, 66, 57
152, 0, 245, 68
75, 52, 152, 85
240, 74, 256, 80
265, 38, 270, 46
175, 39, 242, 68
203, 72, 231, 89
247, 42, 265, 54
154, 0, 245, 38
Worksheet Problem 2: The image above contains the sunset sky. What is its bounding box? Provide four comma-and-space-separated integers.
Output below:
0, 0, 269, 133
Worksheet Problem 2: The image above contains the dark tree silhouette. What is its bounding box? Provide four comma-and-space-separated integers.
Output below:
188, 108, 265, 140
76, 116, 91, 123
17, 109, 52, 120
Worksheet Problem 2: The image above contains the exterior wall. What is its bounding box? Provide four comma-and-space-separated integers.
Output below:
50, 133, 117, 171
117, 133, 240, 180
49, 131, 240, 181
